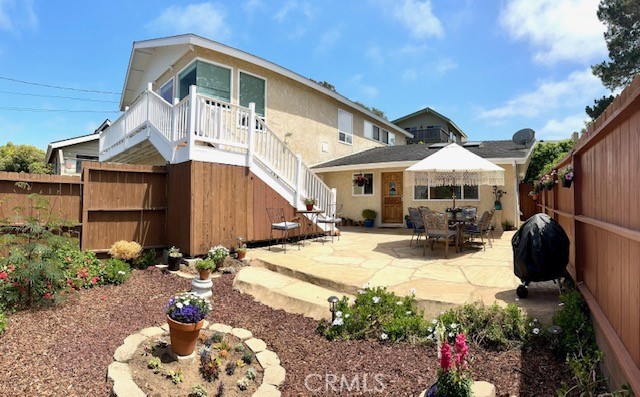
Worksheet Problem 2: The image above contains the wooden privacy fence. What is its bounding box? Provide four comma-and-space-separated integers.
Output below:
537, 75, 640, 393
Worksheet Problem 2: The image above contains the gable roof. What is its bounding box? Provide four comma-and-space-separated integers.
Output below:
312, 140, 535, 171
392, 107, 467, 139
45, 133, 99, 164
121, 34, 411, 138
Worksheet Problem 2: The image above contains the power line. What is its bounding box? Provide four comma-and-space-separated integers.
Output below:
0, 106, 119, 113
0, 90, 119, 103
0, 76, 121, 95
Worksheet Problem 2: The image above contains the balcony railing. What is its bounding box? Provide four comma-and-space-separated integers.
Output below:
407, 127, 451, 144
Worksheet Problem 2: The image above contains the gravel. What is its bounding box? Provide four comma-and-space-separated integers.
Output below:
0, 267, 572, 396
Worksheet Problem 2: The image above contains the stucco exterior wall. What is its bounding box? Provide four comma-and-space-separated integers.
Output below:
152, 47, 407, 166
318, 162, 519, 228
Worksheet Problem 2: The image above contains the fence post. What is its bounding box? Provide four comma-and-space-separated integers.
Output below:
247, 102, 256, 168
294, 154, 303, 208
188, 85, 197, 158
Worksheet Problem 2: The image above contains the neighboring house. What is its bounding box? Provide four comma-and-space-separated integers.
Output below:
313, 140, 536, 229
45, 121, 107, 175
393, 107, 467, 144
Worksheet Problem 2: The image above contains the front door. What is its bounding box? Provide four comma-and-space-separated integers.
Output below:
381, 172, 403, 223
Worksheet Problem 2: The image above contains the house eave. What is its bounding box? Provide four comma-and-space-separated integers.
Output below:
45, 134, 100, 164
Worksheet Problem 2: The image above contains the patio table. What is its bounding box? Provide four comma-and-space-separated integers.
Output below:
295, 209, 324, 243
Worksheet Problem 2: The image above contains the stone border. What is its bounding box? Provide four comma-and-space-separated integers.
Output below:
108, 321, 284, 397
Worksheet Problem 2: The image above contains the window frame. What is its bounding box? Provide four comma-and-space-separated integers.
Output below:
238, 68, 267, 119
413, 184, 480, 201
158, 78, 174, 104
176, 58, 233, 102
352, 172, 374, 196
364, 120, 394, 146
338, 109, 353, 145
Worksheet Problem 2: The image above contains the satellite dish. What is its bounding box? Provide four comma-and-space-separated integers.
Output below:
512, 128, 535, 147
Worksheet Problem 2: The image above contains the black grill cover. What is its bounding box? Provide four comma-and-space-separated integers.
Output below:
511, 213, 570, 282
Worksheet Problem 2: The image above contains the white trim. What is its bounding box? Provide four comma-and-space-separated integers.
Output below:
338, 109, 353, 145
45, 134, 100, 163
238, 68, 267, 119
177, 57, 233, 102
126, 35, 411, 137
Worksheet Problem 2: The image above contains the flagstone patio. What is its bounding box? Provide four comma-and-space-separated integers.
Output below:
241, 227, 563, 323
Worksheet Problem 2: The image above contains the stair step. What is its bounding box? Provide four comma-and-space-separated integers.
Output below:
233, 267, 353, 321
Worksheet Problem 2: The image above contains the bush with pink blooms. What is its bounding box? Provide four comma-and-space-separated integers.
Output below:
434, 333, 473, 397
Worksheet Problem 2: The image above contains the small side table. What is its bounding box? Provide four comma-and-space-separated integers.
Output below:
295, 209, 324, 243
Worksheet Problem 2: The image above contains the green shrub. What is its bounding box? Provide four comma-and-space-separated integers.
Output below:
57, 242, 105, 289
135, 249, 156, 269
553, 290, 596, 357
0, 309, 6, 336
103, 258, 131, 285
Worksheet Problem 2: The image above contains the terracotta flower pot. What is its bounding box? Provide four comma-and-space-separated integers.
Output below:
167, 316, 204, 356
198, 269, 211, 280
532, 193, 539, 200
306, 204, 313, 211
236, 250, 246, 259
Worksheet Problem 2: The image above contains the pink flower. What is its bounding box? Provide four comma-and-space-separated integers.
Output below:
90, 276, 99, 284
0, 271, 7, 280
440, 342, 452, 372
44, 292, 52, 299
7, 265, 14, 272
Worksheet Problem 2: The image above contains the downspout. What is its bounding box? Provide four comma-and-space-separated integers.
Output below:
513, 160, 519, 226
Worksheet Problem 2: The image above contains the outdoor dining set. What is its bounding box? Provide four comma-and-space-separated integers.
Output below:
407, 206, 495, 258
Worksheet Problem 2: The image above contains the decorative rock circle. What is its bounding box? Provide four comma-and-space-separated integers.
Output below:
109, 323, 284, 397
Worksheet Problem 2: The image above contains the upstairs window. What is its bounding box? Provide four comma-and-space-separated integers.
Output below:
338, 109, 353, 144
364, 121, 394, 145
159, 79, 173, 103
239, 71, 266, 117
178, 60, 231, 102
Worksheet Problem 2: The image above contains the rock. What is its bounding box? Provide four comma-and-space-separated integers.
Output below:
112, 378, 146, 397
220, 266, 236, 274
245, 338, 267, 353
231, 327, 253, 340
139, 326, 164, 337
253, 383, 281, 397
113, 333, 147, 363
210, 323, 232, 333
107, 362, 131, 382
472, 381, 496, 397
256, 350, 280, 368
263, 364, 286, 386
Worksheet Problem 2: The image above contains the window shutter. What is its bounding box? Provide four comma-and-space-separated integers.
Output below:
196, 61, 231, 102
239, 72, 266, 117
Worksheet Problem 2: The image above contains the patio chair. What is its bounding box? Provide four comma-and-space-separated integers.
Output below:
266, 207, 301, 253
408, 207, 427, 247
459, 206, 478, 222
462, 209, 494, 251
421, 210, 458, 258
317, 203, 343, 244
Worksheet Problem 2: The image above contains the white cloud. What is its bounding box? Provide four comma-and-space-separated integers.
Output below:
392, 0, 443, 39
274, 1, 315, 23
315, 27, 341, 54
400, 58, 456, 81
0, 0, 37, 33
540, 113, 587, 139
146, 3, 230, 40
479, 68, 606, 120
396, 43, 428, 56
348, 74, 378, 99
499, 0, 606, 64
434, 58, 457, 75
242, 0, 264, 14
360, 85, 379, 99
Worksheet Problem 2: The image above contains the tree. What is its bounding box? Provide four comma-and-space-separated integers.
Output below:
585, 94, 615, 120
524, 140, 575, 183
0, 142, 52, 174
591, 0, 640, 90
353, 101, 388, 120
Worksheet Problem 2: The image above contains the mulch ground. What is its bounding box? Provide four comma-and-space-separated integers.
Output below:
0, 267, 572, 396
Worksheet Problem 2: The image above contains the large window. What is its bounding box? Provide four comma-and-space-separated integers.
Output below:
239, 71, 266, 117
364, 121, 395, 145
159, 79, 173, 103
338, 109, 353, 144
414, 185, 479, 200
178, 60, 231, 102
353, 173, 373, 196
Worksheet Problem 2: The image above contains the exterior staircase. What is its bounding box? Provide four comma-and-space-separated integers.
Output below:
100, 83, 335, 229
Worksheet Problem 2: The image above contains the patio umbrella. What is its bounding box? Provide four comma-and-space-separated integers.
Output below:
406, 143, 505, 207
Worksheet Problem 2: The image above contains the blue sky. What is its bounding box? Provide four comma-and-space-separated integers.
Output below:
0, 0, 611, 150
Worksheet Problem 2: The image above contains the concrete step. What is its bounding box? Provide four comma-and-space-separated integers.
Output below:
233, 266, 353, 321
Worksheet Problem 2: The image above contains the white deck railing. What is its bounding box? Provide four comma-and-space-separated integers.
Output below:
100, 84, 335, 213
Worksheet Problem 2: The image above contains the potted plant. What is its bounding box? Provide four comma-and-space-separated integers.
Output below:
167, 246, 183, 271
208, 245, 229, 268
493, 186, 506, 210
558, 165, 574, 188
529, 184, 541, 200
195, 258, 215, 280
404, 214, 413, 229
362, 209, 376, 228
353, 174, 369, 187
303, 197, 316, 211
541, 174, 555, 191
427, 333, 473, 397
236, 243, 247, 259
165, 292, 211, 356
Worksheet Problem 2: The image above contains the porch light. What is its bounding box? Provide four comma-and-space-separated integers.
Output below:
327, 295, 339, 321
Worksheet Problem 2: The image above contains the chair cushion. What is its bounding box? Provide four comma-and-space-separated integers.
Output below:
317, 217, 342, 223
272, 222, 300, 230
429, 230, 456, 238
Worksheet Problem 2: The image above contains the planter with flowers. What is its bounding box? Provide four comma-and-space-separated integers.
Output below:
208, 245, 229, 269
167, 246, 183, 271
528, 184, 541, 200
303, 197, 316, 211
194, 258, 215, 280
353, 173, 369, 187
427, 333, 473, 397
493, 186, 506, 210
541, 174, 555, 191
165, 292, 211, 356
236, 243, 247, 259
558, 165, 574, 188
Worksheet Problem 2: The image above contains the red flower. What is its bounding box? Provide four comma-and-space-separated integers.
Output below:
7, 265, 14, 272
44, 292, 52, 299
90, 276, 99, 284
455, 333, 468, 361
440, 342, 452, 372
0, 271, 7, 280
77, 267, 89, 279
